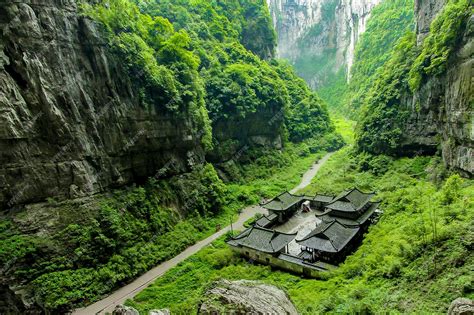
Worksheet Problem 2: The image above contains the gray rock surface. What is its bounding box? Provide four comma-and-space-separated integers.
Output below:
401, 0, 473, 176
0, 0, 286, 210
0, 1, 207, 209
448, 298, 474, 315
198, 280, 299, 315
112, 305, 140, 315
149, 309, 171, 315
267, 0, 381, 88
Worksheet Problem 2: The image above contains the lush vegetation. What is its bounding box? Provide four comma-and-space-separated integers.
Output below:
3, 0, 471, 313
1, 1, 343, 312
83, 0, 337, 152
291, 0, 415, 114
82, 0, 213, 149
355, 32, 417, 155
128, 148, 473, 314
0, 138, 334, 312
408, 0, 472, 90
347, 0, 415, 115
316, 69, 348, 112
272, 61, 335, 142
1, 165, 227, 312
354, 0, 472, 154
316, 0, 415, 113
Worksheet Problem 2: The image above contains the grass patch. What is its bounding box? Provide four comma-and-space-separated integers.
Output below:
128, 148, 473, 314
1, 140, 331, 312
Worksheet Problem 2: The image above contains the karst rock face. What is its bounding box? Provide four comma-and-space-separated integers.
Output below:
198, 280, 299, 315
268, 0, 473, 176
0, 1, 207, 209
401, 0, 473, 176
267, 0, 381, 88
0, 0, 285, 210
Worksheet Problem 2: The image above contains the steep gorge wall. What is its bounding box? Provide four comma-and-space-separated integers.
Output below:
0, 1, 208, 209
0, 0, 286, 210
267, 0, 381, 88
403, 0, 473, 176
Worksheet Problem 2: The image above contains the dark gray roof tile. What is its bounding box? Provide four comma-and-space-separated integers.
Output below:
296, 221, 359, 253
229, 226, 296, 253
261, 191, 304, 211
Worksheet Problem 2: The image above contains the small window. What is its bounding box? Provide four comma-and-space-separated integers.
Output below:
266, 258, 270, 263
245, 251, 249, 256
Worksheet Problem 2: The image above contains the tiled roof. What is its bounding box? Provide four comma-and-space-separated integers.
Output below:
324, 202, 380, 226
255, 213, 278, 228
228, 226, 296, 253
313, 194, 334, 203
278, 253, 328, 271
261, 191, 304, 211
296, 221, 360, 253
326, 188, 375, 212
326, 200, 355, 212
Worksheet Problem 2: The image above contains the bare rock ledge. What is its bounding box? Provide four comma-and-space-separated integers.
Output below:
198, 279, 299, 315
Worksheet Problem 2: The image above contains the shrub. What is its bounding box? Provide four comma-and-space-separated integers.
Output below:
408, 0, 472, 90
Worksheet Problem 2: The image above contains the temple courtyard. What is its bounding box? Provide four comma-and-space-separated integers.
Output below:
227, 188, 382, 277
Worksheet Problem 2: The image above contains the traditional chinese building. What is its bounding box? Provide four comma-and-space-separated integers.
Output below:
227, 226, 296, 261
297, 188, 380, 263
261, 191, 304, 222
319, 187, 381, 230
296, 219, 360, 263
227, 188, 382, 275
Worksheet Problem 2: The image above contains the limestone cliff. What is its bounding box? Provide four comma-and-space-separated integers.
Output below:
402, 0, 473, 176
0, 1, 210, 209
0, 0, 285, 210
267, 0, 381, 88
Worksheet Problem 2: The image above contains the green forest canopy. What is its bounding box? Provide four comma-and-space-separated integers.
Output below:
82, 0, 338, 147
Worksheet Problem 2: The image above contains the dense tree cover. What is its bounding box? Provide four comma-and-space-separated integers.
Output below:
127, 149, 473, 314
138, 0, 276, 59
355, 33, 417, 154
1, 165, 227, 312
83, 0, 335, 148
271, 60, 335, 142
82, 0, 213, 149
348, 0, 415, 115
1, 1, 341, 312
355, 0, 472, 155
0, 139, 331, 312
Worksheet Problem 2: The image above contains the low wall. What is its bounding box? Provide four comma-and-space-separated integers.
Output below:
231, 246, 323, 278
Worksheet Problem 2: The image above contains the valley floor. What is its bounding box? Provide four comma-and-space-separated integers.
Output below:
73, 153, 335, 314
126, 146, 473, 314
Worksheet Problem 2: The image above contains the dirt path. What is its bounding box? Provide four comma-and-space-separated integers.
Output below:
72, 152, 334, 315
290, 152, 334, 194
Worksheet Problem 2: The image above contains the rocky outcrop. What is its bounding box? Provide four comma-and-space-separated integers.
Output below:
415, 0, 447, 44
112, 305, 139, 315
267, 0, 381, 88
448, 298, 474, 315
402, 0, 473, 176
198, 280, 299, 315
0, 1, 209, 209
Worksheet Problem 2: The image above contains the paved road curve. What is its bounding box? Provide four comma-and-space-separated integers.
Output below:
72, 152, 334, 315
290, 152, 334, 194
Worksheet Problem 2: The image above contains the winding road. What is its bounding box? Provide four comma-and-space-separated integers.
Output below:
72, 152, 334, 315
